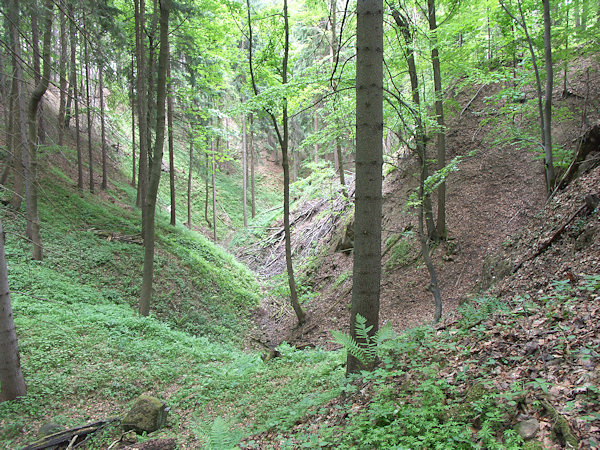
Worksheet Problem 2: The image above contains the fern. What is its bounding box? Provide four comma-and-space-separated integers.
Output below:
207, 417, 235, 450
332, 314, 395, 367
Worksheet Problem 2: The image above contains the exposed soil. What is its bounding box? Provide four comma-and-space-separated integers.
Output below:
247, 56, 600, 352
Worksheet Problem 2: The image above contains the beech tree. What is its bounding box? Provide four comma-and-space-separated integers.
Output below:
348, 0, 383, 374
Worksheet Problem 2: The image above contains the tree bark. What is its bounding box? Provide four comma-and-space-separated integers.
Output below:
139, 0, 170, 317
135, 0, 149, 212
542, 0, 556, 195
131, 56, 136, 187
187, 138, 193, 229
58, 8, 68, 146
427, 0, 447, 240
68, 2, 83, 191
99, 63, 107, 190
242, 114, 248, 227
212, 145, 217, 243
0, 220, 27, 402
167, 52, 176, 226
250, 113, 255, 219
348, 0, 383, 374
27, 0, 53, 261
246, 0, 305, 324
84, 35, 94, 194
30, 10, 46, 145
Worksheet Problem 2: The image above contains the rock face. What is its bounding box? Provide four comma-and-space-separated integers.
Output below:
122, 395, 169, 434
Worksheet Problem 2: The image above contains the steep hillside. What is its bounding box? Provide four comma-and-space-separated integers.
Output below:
246, 57, 600, 352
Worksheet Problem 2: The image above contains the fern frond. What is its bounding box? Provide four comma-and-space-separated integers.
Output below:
208, 417, 234, 450
331, 329, 369, 364
373, 322, 394, 346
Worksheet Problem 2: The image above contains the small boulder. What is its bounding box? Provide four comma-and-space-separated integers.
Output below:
515, 418, 539, 440
122, 395, 169, 434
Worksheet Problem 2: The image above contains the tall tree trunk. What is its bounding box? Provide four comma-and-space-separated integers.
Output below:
205, 150, 211, 229
427, 0, 447, 240
84, 36, 94, 194
0, 220, 27, 402
348, 0, 383, 374
542, 0, 556, 195
1, 77, 15, 186
313, 114, 319, 164
139, 0, 170, 317
135, 0, 149, 213
99, 63, 107, 190
167, 53, 176, 226
58, 8, 68, 146
242, 114, 248, 228
246, 0, 305, 324
212, 145, 217, 243
30, 11, 46, 145
68, 3, 83, 191
391, 8, 437, 240
187, 138, 193, 229
27, 0, 53, 261
250, 113, 255, 219
131, 56, 136, 187
6, 5, 25, 208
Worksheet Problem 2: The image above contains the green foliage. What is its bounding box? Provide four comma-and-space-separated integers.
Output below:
385, 230, 416, 270
331, 314, 394, 368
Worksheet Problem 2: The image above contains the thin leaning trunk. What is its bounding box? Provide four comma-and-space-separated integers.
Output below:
246, 0, 305, 324
427, 0, 447, 240
130, 56, 136, 187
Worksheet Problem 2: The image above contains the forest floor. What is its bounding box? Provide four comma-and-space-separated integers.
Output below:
247, 54, 600, 354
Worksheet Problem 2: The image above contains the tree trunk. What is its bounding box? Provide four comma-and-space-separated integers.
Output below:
27, 0, 53, 261
68, 2, 83, 191
330, 1, 347, 192
348, 0, 383, 374
250, 113, 255, 219
542, 0, 556, 195
139, 0, 170, 317
187, 138, 193, 229
135, 0, 149, 213
131, 56, 136, 187
212, 149, 217, 243
427, 0, 447, 240
0, 220, 27, 402
84, 36, 94, 194
99, 63, 107, 190
391, 8, 437, 240
58, 8, 68, 146
246, 0, 305, 324
242, 114, 248, 227
205, 150, 211, 229
167, 53, 176, 226
30, 11, 46, 145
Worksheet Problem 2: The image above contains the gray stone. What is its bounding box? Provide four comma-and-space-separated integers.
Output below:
515, 418, 540, 441
122, 395, 169, 434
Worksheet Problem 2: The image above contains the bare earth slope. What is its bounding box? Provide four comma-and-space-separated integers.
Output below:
250, 58, 600, 350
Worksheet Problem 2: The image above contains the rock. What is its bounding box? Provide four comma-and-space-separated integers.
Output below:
515, 418, 539, 440
122, 395, 170, 434
37, 422, 64, 439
